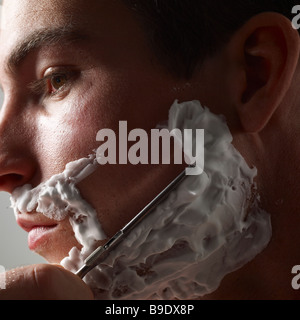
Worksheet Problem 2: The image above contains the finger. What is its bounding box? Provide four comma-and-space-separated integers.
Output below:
0, 264, 94, 300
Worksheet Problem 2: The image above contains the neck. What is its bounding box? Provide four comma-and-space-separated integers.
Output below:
201, 207, 300, 300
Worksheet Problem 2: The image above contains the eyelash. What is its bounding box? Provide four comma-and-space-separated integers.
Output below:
29, 69, 78, 99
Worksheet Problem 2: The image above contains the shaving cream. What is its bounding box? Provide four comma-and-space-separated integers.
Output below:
10, 154, 106, 250
10, 100, 272, 299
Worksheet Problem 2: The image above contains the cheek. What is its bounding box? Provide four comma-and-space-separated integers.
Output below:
32, 82, 121, 178
33, 113, 93, 180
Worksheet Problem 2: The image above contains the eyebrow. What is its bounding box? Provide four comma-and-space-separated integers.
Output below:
5, 26, 88, 74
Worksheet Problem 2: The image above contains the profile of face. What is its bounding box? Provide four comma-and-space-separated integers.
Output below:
0, 0, 197, 263
0, 0, 174, 263
1, 0, 300, 299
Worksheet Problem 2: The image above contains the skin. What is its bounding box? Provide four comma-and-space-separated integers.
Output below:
0, 0, 300, 299
0, 0, 187, 263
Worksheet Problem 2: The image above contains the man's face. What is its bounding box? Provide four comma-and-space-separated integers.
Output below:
0, 0, 187, 262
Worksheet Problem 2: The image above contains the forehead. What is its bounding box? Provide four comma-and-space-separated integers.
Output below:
1, 0, 125, 37
0, 0, 145, 53
2, 0, 111, 25
0, 0, 152, 76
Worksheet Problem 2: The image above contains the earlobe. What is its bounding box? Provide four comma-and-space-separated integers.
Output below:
232, 13, 300, 133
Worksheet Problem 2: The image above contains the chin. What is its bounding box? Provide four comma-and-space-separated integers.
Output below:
33, 228, 81, 264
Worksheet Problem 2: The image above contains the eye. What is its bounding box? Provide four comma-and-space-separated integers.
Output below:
28, 67, 78, 99
47, 74, 69, 93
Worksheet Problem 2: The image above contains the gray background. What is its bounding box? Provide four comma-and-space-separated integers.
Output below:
0, 3, 46, 268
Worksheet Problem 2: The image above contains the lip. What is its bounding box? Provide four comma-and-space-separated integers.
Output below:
17, 218, 58, 250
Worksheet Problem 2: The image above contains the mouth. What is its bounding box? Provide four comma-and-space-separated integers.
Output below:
17, 218, 58, 251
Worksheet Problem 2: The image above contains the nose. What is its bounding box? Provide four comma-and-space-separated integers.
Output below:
0, 93, 36, 194
0, 156, 35, 193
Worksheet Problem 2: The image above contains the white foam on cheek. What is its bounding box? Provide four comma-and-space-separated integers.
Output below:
68, 100, 271, 299
10, 154, 107, 249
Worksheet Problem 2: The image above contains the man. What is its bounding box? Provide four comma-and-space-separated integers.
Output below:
0, 0, 299, 299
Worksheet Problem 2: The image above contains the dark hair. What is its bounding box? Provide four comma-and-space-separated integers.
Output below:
122, 0, 300, 78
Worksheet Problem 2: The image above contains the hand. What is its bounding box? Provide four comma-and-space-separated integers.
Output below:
0, 264, 94, 300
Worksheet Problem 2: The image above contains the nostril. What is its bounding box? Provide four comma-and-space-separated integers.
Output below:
0, 173, 25, 193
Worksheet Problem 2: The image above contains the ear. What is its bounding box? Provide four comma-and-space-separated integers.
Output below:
227, 12, 300, 133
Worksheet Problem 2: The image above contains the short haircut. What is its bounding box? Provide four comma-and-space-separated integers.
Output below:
122, 0, 300, 78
